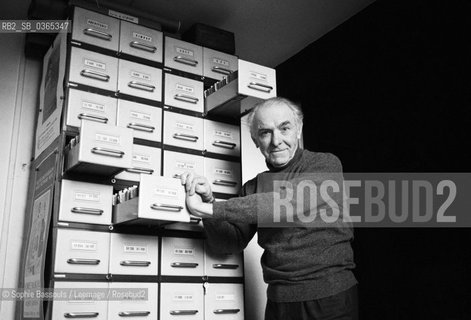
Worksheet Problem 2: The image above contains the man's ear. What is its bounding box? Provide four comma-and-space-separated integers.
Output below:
297, 123, 303, 139
251, 136, 259, 148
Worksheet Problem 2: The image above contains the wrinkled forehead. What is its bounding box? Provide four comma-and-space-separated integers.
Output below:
253, 102, 297, 125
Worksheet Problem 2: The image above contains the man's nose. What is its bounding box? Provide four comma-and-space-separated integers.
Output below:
271, 131, 282, 146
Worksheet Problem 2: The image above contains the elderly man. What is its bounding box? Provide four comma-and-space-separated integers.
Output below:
181, 97, 357, 320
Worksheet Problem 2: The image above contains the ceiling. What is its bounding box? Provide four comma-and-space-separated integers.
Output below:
91, 0, 375, 67
3, 0, 375, 67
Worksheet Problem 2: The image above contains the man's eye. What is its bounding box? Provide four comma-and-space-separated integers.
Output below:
281, 126, 290, 132
259, 131, 269, 137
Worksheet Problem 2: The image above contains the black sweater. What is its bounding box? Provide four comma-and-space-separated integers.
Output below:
204, 148, 357, 302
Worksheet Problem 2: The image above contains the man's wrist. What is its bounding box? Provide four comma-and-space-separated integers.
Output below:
195, 202, 214, 218
203, 194, 215, 203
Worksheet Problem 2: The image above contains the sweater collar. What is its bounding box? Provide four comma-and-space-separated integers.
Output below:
266, 146, 304, 172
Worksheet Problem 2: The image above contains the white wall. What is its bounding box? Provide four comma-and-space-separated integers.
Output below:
0, 3, 42, 317
240, 115, 268, 320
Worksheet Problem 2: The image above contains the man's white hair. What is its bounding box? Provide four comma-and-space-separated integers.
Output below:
247, 97, 304, 139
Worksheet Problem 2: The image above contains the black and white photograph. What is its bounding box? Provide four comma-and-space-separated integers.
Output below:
1, 0, 470, 319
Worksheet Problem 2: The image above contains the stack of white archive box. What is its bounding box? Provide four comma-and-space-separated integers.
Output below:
36, 4, 276, 320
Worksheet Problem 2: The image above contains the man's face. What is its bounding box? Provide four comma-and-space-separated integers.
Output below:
252, 102, 302, 167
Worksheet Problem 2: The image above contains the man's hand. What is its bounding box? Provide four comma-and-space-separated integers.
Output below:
180, 172, 214, 203
180, 171, 215, 218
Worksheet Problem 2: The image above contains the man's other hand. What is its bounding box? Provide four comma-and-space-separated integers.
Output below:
180, 171, 214, 203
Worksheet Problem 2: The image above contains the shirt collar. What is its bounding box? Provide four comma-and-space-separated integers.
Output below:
266, 147, 304, 172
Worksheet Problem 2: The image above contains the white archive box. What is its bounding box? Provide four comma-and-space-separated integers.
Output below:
54, 228, 110, 274
164, 37, 203, 76
161, 237, 204, 276
108, 282, 158, 319
114, 144, 161, 182
163, 111, 204, 151
160, 283, 204, 320
117, 100, 162, 142
65, 89, 117, 129
118, 59, 163, 101
204, 119, 241, 157
164, 73, 204, 113
204, 158, 241, 195
65, 121, 133, 176
163, 150, 204, 179
113, 175, 191, 224
68, 47, 118, 92
205, 59, 277, 116
58, 179, 113, 225
234, 59, 277, 99
204, 245, 244, 278
203, 47, 238, 81
71, 6, 120, 51
51, 281, 109, 320
119, 20, 163, 63
162, 149, 205, 232
109, 233, 158, 276
205, 283, 244, 320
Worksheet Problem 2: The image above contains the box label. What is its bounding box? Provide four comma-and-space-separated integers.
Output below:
132, 32, 152, 42
176, 46, 194, 57
84, 59, 106, 70
71, 241, 97, 251
215, 129, 232, 139
173, 248, 194, 256
213, 57, 229, 67
130, 110, 152, 121
82, 101, 105, 112
74, 191, 100, 202
124, 244, 147, 254
86, 19, 108, 30
216, 294, 235, 301
133, 153, 151, 163
249, 71, 268, 82
154, 187, 177, 198
176, 161, 195, 170
215, 168, 232, 176
176, 122, 194, 131
130, 70, 151, 81
175, 83, 194, 94
108, 10, 139, 24
173, 294, 193, 301
95, 133, 120, 145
